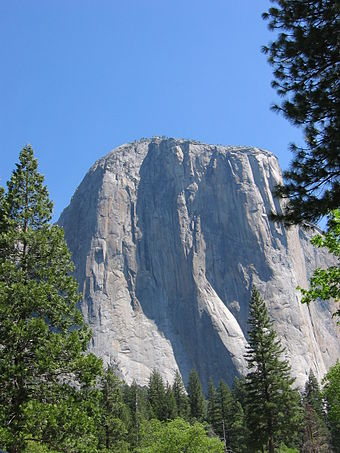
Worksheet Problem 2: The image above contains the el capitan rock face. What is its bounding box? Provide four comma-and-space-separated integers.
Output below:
58, 138, 340, 389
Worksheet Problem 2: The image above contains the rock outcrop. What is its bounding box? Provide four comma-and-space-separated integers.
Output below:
58, 138, 340, 390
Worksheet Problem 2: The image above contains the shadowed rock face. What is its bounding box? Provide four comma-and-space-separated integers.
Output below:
58, 138, 340, 390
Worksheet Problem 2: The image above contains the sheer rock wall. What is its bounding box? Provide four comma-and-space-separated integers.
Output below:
58, 138, 340, 389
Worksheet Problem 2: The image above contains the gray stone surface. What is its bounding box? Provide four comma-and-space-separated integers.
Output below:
58, 138, 340, 390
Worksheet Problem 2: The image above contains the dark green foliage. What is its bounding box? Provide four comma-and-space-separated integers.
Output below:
98, 366, 130, 451
204, 377, 249, 452
304, 371, 324, 417
301, 370, 332, 452
323, 361, 340, 452
146, 369, 179, 422
123, 380, 149, 449
245, 288, 302, 453
218, 380, 233, 439
172, 370, 190, 419
216, 380, 248, 453
263, 0, 340, 225
302, 404, 332, 453
20, 387, 102, 452
147, 369, 168, 420
164, 382, 177, 420
0, 146, 102, 452
207, 378, 222, 434
228, 400, 248, 453
187, 369, 205, 421
232, 376, 247, 410
2, 147, 337, 452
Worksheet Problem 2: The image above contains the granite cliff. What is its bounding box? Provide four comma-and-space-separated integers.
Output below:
58, 138, 340, 389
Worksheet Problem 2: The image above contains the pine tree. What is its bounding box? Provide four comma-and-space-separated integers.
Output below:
172, 370, 189, 419
323, 361, 340, 453
262, 0, 340, 225
147, 369, 167, 420
232, 376, 247, 410
304, 371, 324, 417
123, 380, 148, 449
229, 399, 248, 453
302, 371, 332, 453
187, 369, 205, 421
244, 287, 302, 453
215, 380, 232, 444
207, 378, 222, 435
164, 382, 177, 420
218, 380, 248, 453
302, 405, 332, 453
98, 366, 130, 451
0, 146, 102, 452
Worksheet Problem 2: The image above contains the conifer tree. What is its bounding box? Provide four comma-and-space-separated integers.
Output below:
0, 146, 102, 452
228, 399, 248, 453
123, 380, 148, 449
98, 366, 130, 451
207, 378, 222, 434
302, 406, 332, 453
147, 369, 167, 420
218, 380, 248, 453
304, 371, 324, 417
323, 361, 340, 452
232, 376, 247, 410
172, 370, 189, 419
164, 382, 177, 420
244, 288, 302, 453
218, 379, 233, 440
262, 0, 340, 225
302, 371, 332, 453
187, 369, 205, 421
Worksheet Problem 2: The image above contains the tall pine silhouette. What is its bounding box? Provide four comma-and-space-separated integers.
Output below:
187, 369, 205, 421
0, 146, 102, 452
244, 287, 301, 453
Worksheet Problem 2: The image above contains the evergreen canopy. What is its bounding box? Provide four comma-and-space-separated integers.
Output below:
187, 369, 205, 422
0, 146, 102, 452
263, 0, 340, 225
245, 288, 301, 453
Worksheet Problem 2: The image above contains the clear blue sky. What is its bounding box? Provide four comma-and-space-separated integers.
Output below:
0, 0, 304, 221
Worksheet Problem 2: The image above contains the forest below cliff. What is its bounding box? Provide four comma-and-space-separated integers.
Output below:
0, 147, 339, 453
